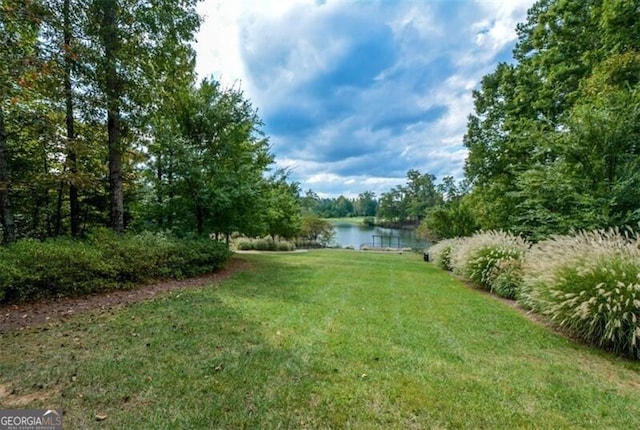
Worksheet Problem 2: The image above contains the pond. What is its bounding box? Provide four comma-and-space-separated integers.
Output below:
328, 220, 430, 251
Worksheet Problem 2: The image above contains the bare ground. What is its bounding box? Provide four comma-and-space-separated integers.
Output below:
0, 257, 251, 334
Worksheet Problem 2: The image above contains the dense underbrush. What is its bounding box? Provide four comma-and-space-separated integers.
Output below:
429, 228, 640, 359
0, 230, 232, 303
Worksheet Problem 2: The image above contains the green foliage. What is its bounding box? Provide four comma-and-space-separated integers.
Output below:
262, 169, 302, 240
464, 1, 640, 239
490, 259, 524, 300
362, 216, 375, 227
449, 231, 529, 298
521, 229, 640, 358
297, 215, 334, 247
0, 233, 231, 303
1, 238, 115, 301
418, 195, 479, 241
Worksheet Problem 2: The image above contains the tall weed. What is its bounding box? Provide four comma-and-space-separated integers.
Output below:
522, 229, 640, 358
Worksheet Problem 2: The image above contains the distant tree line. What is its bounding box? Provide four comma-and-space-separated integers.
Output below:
299, 190, 378, 218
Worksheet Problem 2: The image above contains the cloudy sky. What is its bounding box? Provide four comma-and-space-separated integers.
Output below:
194, 0, 535, 197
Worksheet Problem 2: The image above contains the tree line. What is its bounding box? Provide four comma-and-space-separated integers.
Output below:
3, 0, 638, 247
0, 0, 302, 245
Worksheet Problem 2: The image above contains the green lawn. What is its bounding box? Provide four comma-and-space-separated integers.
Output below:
2, 250, 640, 428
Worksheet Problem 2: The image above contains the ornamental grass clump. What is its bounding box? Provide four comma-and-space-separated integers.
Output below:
449, 230, 529, 298
521, 229, 640, 359
428, 238, 463, 271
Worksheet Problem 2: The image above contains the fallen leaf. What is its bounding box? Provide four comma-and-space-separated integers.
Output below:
95, 413, 107, 421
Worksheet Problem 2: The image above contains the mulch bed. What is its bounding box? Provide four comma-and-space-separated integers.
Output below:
0, 257, 251, 334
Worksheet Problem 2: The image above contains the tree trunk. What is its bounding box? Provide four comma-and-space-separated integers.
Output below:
0, 104, 16, 244
108, 104, 123, 233
98, 0, 124, 234
64, 0, 80, 236
156, 153, 163, 227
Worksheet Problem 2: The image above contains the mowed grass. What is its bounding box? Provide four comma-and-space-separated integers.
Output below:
2, 251, 640, 428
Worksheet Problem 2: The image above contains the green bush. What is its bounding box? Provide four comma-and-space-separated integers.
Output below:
0, 232, 232, 304
171, 239, 231, 277
521, 229, 640, 359
449, 231, 529, 298
1, 238, 115, 302
427, 238, 463, 271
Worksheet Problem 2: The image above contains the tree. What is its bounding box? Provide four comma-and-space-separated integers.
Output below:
0, 0, 44, 244
354, 191, 377, 217
298, 214, 335, 247
463, 0, 640, 238
263, 170, 301, 240
145, 78, 273, 239
377, 186, 406, 223
417, 177, 478, 241
404, 169, 441, 222
87, 0, 200, 233
300, 189, 321, 215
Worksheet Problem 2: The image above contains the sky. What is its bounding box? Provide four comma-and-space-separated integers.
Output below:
194, 0, 535, 198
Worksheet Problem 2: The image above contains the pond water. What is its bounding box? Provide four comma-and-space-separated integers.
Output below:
329, 221, 430, 250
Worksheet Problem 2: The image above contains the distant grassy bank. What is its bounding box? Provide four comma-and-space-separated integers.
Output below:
326, 216, 366, 225
2, 251, 640, 428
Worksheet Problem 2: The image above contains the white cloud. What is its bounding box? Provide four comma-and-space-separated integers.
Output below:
194, 0, 535, 197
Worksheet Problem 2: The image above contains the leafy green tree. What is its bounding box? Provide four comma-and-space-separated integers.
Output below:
405, 169, 441, 222
464, 0, 640, 238
87, 0, 200, 233
418, 178, 478, 241
333, 195, 354, 218
300, 189, 321, 215
298, 214, 335, 247
263, 170, 302, 240
377, 185, 406, 223
145, 79, 272, 239
354, 191, 377, 217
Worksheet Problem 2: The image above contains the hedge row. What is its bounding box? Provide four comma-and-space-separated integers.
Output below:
0, 230, 232, 303
429, 229, 640, 359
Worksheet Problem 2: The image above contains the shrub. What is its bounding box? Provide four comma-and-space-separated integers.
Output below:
276, 241, 296, 251
521, 229, 640, 358
362, 217, 375, 227
449, 231, 529, 297
1, 238, 115, 301
0, 233, 232, 304
428, 238, 463, 271
235, 236, 296, 252
490, 259, 524, 300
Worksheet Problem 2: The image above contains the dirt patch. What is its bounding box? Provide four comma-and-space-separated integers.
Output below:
0, 383, 57, 408
0, 257, 251, 334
